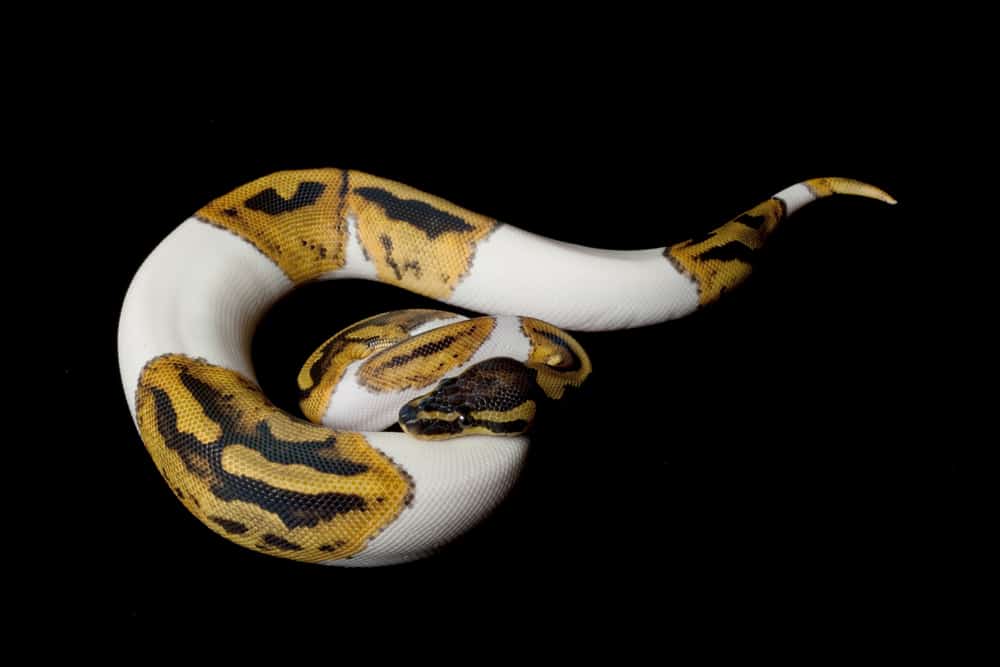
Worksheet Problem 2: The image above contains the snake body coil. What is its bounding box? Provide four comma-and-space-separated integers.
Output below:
118, 170, 894, 566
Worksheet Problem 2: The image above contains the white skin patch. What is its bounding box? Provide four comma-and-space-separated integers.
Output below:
406, 313, 468, 336
330, 212, 379, 281
450, 225, 700, 330
773, 183, 818, 216
118, 219, 291, 416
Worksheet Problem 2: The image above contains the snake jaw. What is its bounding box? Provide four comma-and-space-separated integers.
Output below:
398, 397, 466, 440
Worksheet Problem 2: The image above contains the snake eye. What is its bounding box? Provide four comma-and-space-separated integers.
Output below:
457, 411, 471, 426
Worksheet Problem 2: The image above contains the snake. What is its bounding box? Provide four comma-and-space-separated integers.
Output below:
118, 169, 895, 566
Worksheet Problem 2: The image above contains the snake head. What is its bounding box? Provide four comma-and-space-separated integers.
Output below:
398, 358, 539, 440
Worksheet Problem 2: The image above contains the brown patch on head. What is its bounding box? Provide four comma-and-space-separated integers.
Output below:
195, 168, 350, 284
518, 318, 592, 399
665, 198, 785, 305
358, 317, 497, 393
297, 309, 461, 423
135, 354, 412, 563
346, 172, 498, 298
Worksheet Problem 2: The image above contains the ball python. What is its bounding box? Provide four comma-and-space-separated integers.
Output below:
118, 170, 894, 566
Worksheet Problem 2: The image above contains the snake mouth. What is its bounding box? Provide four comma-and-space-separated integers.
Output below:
398, 402, 418, 427
398, 400, 531, 440
398, 402, 466, 439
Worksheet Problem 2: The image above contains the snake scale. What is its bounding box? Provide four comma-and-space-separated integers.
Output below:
118, 170, 894, 566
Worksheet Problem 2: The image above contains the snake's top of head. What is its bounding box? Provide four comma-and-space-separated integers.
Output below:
398, 357, 550, 440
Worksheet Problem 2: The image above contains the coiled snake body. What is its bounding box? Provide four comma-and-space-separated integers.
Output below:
118, 170, 894, 566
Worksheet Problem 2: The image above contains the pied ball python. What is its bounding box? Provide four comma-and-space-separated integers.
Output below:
118, 170, 894, 566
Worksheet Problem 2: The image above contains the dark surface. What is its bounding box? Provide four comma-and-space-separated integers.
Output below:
58, 100, 965, 626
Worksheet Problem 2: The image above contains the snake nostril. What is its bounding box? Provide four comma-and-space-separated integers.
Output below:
398, 403, 418, 425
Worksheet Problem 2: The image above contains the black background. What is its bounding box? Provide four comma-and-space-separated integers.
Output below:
54, 63, 970, 628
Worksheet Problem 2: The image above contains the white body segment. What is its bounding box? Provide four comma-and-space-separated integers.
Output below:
773, 183, 819, 215
451, 225, 701, 330
118, 219, 292, 416
338, 212, 380, 282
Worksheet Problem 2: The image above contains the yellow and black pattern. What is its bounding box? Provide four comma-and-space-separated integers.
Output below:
666, 198, 786, 305
196, 169, 350, 284
519, 317, 592, 399
357, 317, 497, 393
398, 358, 541, 440
298, 309, 458, 423
666, 177, 895, 305
346, 171, 498, 299
136, 355, 412, 563
196, 169, 498, 293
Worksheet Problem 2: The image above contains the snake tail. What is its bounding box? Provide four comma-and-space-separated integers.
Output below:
666, 177, 896, 306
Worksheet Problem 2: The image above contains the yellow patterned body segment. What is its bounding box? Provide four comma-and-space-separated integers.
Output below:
195, 169, 498, 293
346, 171, 498, 298
298, 309, 458, 423
195, 169, 350, 283
358, 317, 497, 392
666, 198, 786, 305
802, 177, 897, 203
519, 317, 592, 399
667, 178, 895, 305
136, 355, 412, 562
